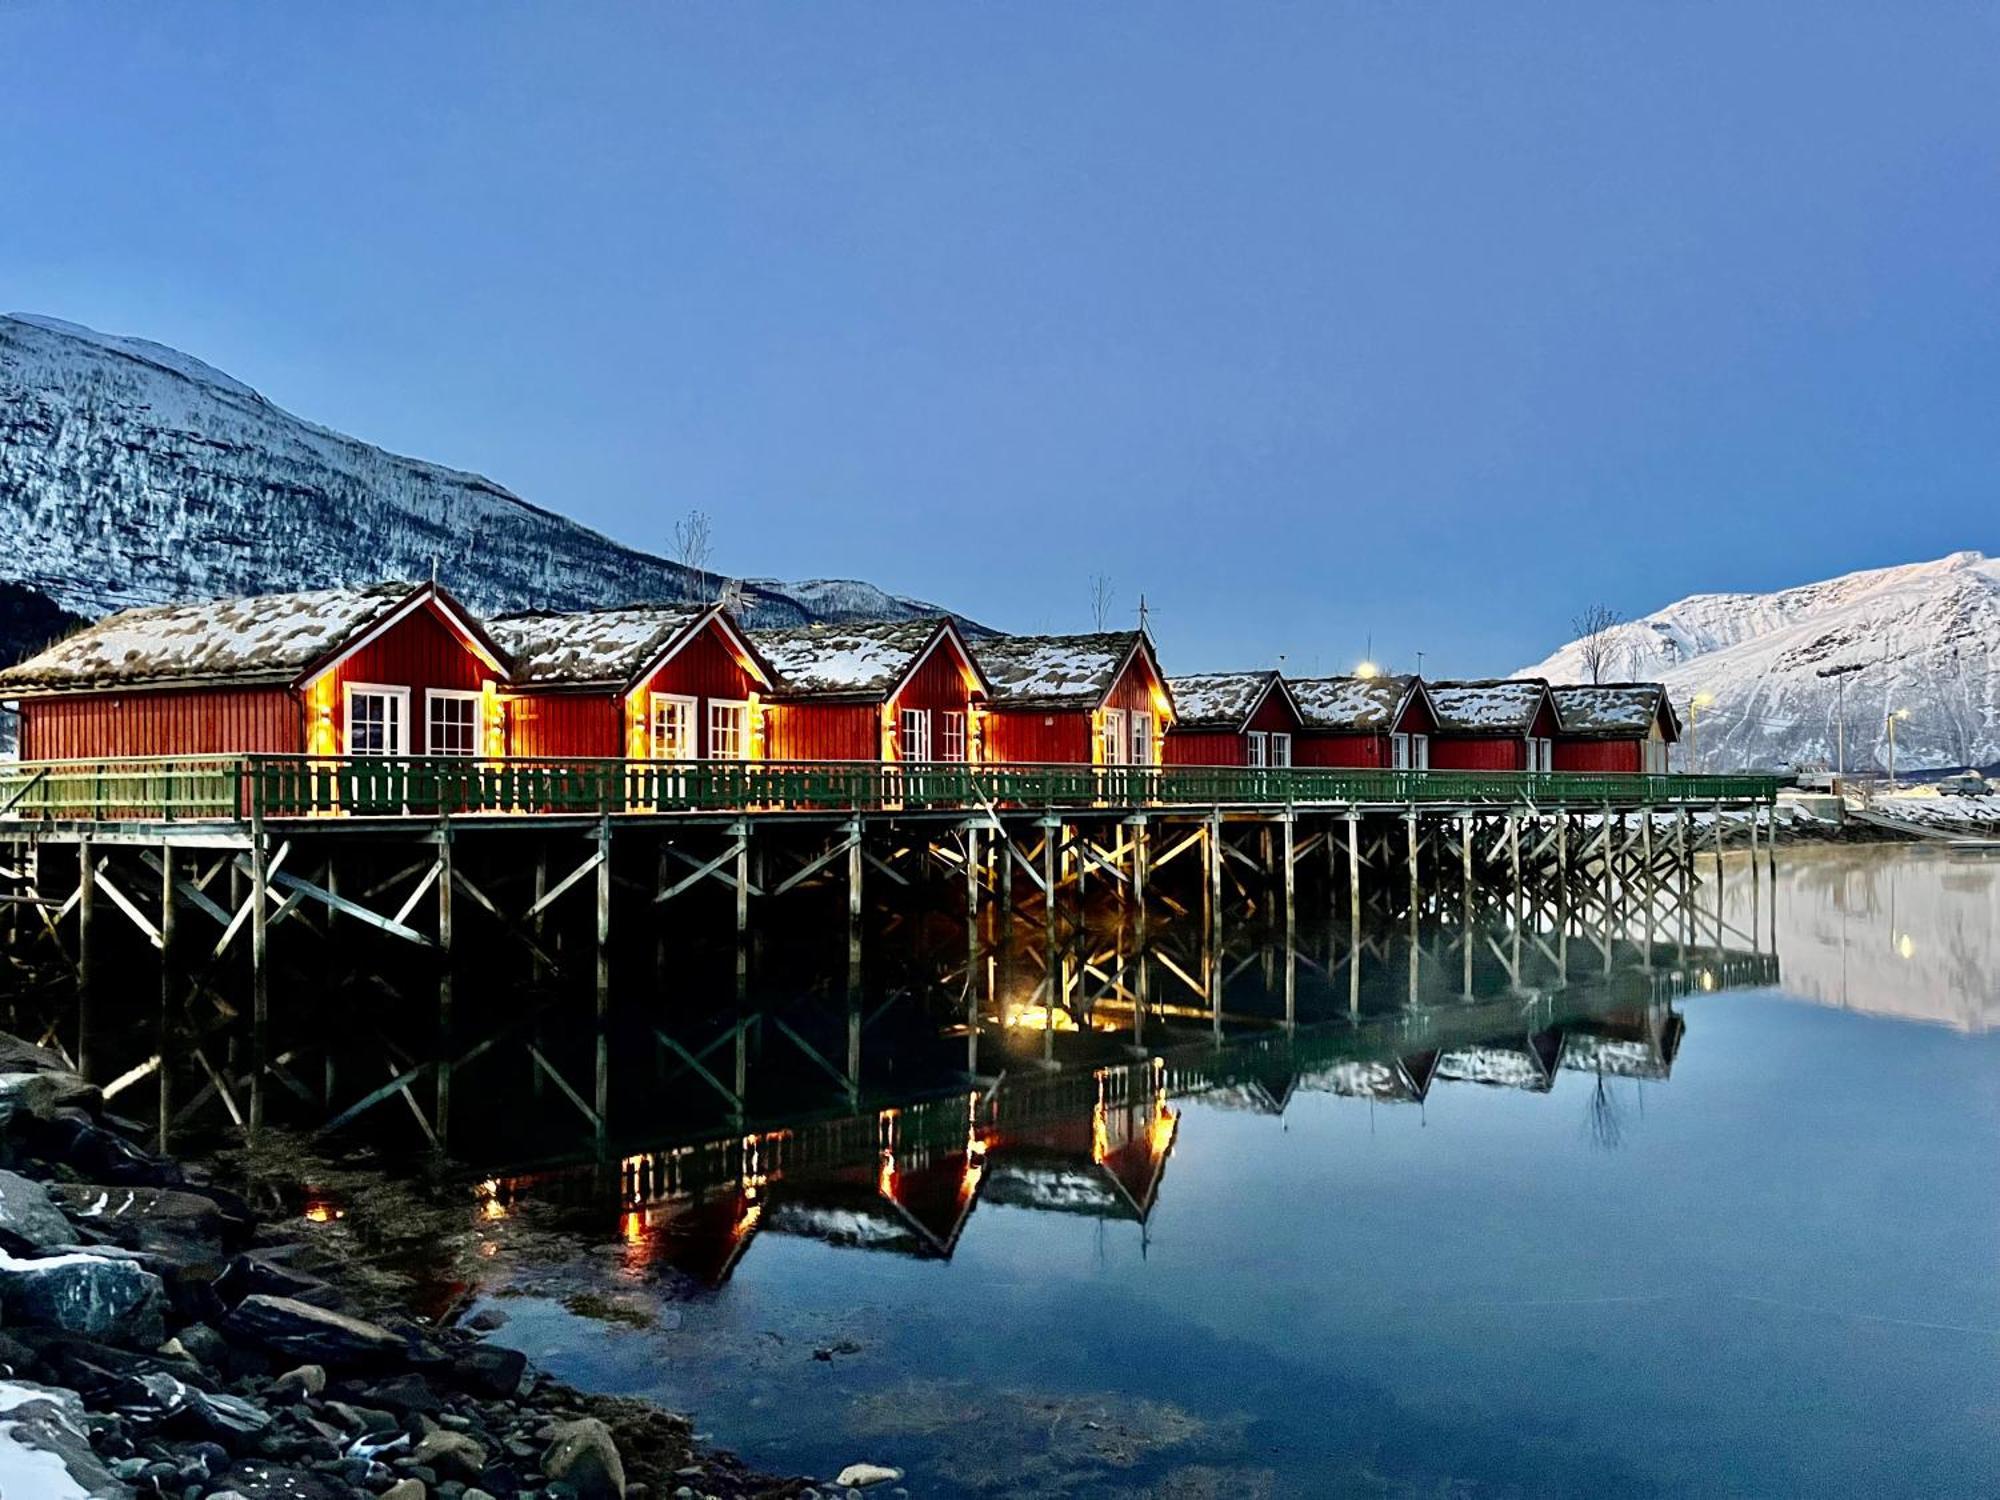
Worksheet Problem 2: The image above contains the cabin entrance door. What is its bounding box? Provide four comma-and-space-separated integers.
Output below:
344, 684, 411, 814
650, 693, 697, 805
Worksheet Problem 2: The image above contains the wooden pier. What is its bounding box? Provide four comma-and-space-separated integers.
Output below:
0, 753, 1782, 1152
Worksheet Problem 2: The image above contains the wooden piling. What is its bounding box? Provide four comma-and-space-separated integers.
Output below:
157, 844, 175, 1153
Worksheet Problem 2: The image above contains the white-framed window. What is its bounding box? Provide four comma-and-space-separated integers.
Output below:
1130, 712, 1153, 766
1412, 734, 1430, 769
425, 689, 480, 757
1269, 732, 1292, 767
1247, 731, 1268, 768
650, 694, 696, 760
899, 707, 933, 762
345, 683, 409, 757
707, 699, 749, 760
940, 710, 967, 762
1102, 709, 1127, 766
1528, 736, 1553, 772
1391, 732, 1411, 769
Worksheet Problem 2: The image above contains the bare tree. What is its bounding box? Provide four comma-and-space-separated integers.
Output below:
1571, 603, 1623, 684
1089, 573, 1117, 631
672, 509, 715, 602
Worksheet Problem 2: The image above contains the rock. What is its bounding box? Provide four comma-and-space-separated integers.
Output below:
0, 1032, 75, 1075
448, 1343, 526, 1399
0, 1168, 77, 1250
215, 1249, 344, 1311
464, 1307, 508, 1333
21, 1112, 183, 1188
0, 1069, 101, 1124
541, 1417, 625, 1500
213, 1458, 353, 1498
0, 1376, 135, 1498
381, 1481, 427, 1500
47, 1184, 227, 1266
325, 1400, 399, 1437
369, 1371, 446, 1415
0, 1247, 166, 1345
273, 1363, 326, 1400
411, 1428, 487, 1482
834, 1464, 903, 1488
222, 1294, 406, 1367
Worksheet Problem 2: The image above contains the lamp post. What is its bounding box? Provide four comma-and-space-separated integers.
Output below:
1887, 708, 1910, 786
1688, 692, 1715, 773
1815, 663, 1864, 780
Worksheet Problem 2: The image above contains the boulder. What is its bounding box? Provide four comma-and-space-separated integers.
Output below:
272, 1363, 326, 1401
0, 1033, 77, 1076
835, 1463, 904, 1488
222, 1294, 407, 1367
542, 1416, 626, 1500
0, 1070, 100, 1123
22, 1112, 183, 1188
215, 1249, 343, 1311
411, 1427, 488, 1482
448, 1342, 527, 1399
0, 1248, 166, 1346
0, 1168, 77, 1250
47, 1185, 226, 1267
0, 1376, 135, 1497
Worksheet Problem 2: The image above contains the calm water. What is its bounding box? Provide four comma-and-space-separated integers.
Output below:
470, 849, 1998, 1494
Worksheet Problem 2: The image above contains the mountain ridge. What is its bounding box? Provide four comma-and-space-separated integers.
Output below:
1517, 551, 2000, 772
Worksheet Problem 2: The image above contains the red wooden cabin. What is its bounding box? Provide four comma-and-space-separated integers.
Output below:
0, 580, 507, 761
488, 602, 775, 762
1550, 684, 1679, 773
1426, 679, 1560, 771
976, 631, 1174, 766
752, 619, 988, 763
1163, 671, 1304, 766
1287, 675, 1438, 768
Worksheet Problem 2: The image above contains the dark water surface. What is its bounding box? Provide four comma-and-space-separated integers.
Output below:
462, 847, 2000, 1497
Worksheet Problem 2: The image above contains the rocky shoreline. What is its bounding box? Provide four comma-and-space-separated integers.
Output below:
0, 1030, 822, 1500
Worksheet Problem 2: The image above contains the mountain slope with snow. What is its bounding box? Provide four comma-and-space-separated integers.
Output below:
1518, 552, 2000, 772
0, 312, 966, 632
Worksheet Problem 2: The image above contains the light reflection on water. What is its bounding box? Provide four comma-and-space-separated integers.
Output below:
478, 846, 1998, 1498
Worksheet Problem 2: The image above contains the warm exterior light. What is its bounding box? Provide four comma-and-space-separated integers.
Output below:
1356, 661, 1381, 679
1692, 691, 1716, 708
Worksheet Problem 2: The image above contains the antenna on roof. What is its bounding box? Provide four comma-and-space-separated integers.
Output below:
1137, 594, 1151, 634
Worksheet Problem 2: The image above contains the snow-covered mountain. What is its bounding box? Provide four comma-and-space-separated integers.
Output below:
0, 312, 967, 641
1518, 552, 2000, 773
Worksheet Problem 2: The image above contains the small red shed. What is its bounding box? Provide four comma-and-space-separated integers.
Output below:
1287, 674, 1438, 768
489, 602, 775, 762
1550, 683, 1679, 773
976, 631, 1174, 766
753, 619, 988, 763
1163, 671, 1304, 766
0, 580, 507, 761
1426, 679, 1560, 772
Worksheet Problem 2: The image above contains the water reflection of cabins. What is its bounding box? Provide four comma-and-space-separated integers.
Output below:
502, 988, 1694, 1285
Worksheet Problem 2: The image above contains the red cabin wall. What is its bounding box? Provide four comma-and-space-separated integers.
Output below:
985, 709, 1091, 765
318, 604, 501, 756
1554, 739, 1643, 773
765, 703, 878, 762
632, 626, 765, 760
1429, 737, 1525, 771
1295, 731, 1389, 768
508, 693, 620, 759
1395, 694, 1439, 736
1164, 731, 1244, 766
882, 635, 982, 761
18, 686, 301, 760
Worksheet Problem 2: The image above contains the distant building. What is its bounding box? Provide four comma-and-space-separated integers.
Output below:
1550, 683, 1679, 773
1426, 678, 1560, 772
1162, 670, 1303, 766
1287, 674, 1438, 768
976, 631, 1174, 766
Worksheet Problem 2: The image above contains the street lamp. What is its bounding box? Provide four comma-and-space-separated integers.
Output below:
1815, 662, 1864, 779
1688, 692, 1715, 773
1887, 708, 1910, 785
1355, 660, 1381, 680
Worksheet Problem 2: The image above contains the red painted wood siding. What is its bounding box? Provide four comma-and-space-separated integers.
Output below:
1429, 736, 1526, 771
766, 703, 878, 762
319, 603, 500, 755
508, 692, 620, 759
1164, 731, 1245, 766
1394, 693, 1439, 736
1554, 739, 1643, 772
985, 709, 1091, 765
1295, 731, 1389, 768
886, 636, 980, 761
633, 624, 765, 760
19, 685, 300, 760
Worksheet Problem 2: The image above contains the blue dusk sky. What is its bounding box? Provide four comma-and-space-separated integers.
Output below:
2, 4, 1995, 675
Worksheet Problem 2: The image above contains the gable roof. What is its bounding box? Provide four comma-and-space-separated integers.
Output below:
1551, 682, 1680, 740
978, 630, 1165, 712
1428, 678, 1555, 736
489, 601, 773, 693
1287, 673, 1425, 732
753, 618, 986, 703
1165, 670, 1294, 732
0, 580, 502, 694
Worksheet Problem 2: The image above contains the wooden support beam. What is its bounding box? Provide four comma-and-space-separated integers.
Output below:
248, 821, 269, 1134
265, 869, 436, 946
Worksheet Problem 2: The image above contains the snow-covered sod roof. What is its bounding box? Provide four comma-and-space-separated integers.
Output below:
489, 603, 711, 687
0, 581, 424, 691
978, 631, 1152, 709
1287, 674, 1416, 731
1429, 679, 1552, 734
754, 619, 957, 699
1166, 671, 1278, 729
1550, 683, 1673, 737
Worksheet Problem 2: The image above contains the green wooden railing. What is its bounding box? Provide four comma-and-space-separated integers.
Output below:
0, 754, 1784, 824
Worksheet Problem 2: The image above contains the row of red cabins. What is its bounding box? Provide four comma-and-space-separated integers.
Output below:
0, 580, 1679, 776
